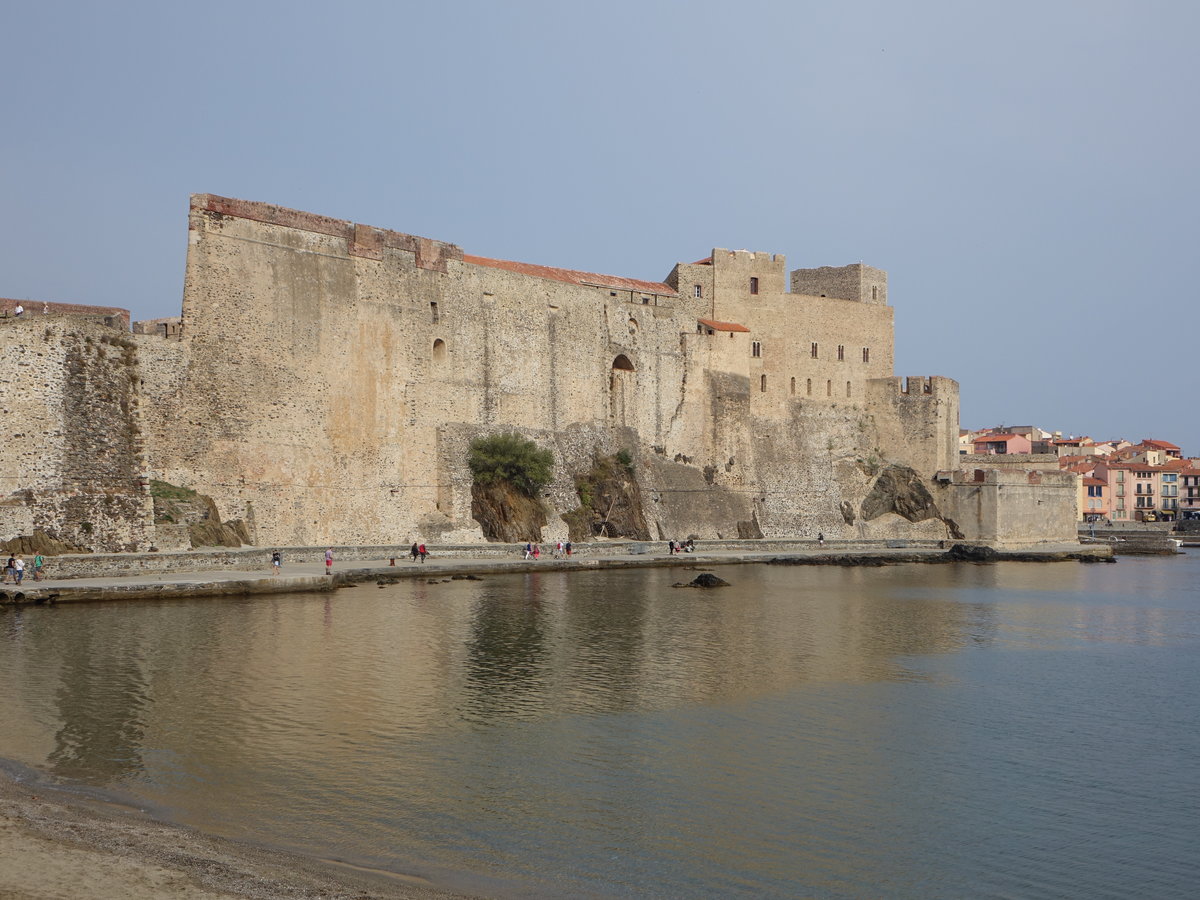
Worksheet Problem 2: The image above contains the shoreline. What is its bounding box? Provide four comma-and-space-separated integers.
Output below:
0, 762, 480, 900
0, 541, 1116, 605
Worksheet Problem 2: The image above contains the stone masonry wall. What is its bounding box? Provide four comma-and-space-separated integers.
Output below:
135, 195, 976, 547
0, 317, 154, 551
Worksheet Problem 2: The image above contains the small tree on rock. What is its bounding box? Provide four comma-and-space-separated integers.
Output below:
468, 433, 554, 497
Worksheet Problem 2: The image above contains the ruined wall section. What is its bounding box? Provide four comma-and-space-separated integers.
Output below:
0, 318, 154, 551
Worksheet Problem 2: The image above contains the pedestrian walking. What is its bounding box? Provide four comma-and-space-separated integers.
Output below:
524, 542, 533, 560
3, 555, 14, 584
324, 548, 334, 574
13, 555, 24, 584
565, 541, 572, 557
32, 553, 44, 581
532, 544, 540, 560
410, 542, 419, 562
817, 532, 825, 547
271, 550, 282, 574
554, 540, 563, 559
418, 543, 428, 562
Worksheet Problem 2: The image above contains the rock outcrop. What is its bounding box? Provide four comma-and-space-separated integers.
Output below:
471, 481, 548, 542
860, 464, 942, 523
562, 454, 650, 542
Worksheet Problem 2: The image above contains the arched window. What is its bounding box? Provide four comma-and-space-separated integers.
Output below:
846, 381, 851, 398
826, 379, 832, 397
760, 374, 767, 392
790, 377, 796, 395
432, 338, 447, 363
806, 378, 812, 396
612, 354, 634, 372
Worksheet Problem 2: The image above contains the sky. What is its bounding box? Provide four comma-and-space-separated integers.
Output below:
3, 1, 1197, 452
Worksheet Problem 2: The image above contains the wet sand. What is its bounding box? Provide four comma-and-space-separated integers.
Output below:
0, 768, 479, 900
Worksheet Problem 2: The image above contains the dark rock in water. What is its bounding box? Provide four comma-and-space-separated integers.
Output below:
944, 544, 999, 562
689, 573, 729, 588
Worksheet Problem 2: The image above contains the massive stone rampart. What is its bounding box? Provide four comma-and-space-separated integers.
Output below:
0, 193, 1081, 551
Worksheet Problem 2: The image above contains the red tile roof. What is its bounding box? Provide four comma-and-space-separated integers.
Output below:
692, 257, 713, 265
1083, 477, 1106, 486
463, 255, 677, 296
697, 318, 750, 333
1142, 439, 1181, 451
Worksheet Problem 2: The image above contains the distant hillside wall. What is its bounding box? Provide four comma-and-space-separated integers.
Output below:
0, 317, 154, 551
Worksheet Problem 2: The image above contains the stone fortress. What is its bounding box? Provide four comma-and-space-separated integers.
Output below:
0, 195, 1077, 552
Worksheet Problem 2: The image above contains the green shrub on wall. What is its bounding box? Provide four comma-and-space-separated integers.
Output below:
468, 433, 554, 498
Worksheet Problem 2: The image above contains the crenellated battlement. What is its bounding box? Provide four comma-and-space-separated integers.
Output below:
871, 375, 957, 399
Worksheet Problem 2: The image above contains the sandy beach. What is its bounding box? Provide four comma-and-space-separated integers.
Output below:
0, 767, 478, 900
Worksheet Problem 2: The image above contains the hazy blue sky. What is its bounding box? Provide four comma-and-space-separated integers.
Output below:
4, 1, 1196, 451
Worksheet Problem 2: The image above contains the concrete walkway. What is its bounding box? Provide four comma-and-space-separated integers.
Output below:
0, 542, 1110, 605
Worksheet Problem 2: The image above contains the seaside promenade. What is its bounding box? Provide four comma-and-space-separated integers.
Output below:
0, 539, 1110, 605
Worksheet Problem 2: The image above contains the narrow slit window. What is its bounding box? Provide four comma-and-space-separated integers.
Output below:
749, 277, 759, 295
430, 301, 439, 323
760, 374, 767, 392
862, 347, 870, 363
837, 345, 845, 361
811, 342, 818, 359
752, 341, 761, 358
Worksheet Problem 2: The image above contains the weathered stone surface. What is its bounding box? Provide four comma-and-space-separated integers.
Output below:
860, 465, 941, 523
0, 195, 1079, 551
471, 481, 547, 542
563, 454, 650, 542
0, 529, 82, 555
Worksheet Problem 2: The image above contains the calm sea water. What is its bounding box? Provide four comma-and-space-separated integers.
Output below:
2, 556, 1199, 899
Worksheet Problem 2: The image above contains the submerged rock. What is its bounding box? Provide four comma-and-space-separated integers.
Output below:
688, 573, 729, 588
944, 543, 999, 562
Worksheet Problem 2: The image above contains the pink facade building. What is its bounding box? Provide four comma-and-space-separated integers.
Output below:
971, 433, 1033, 455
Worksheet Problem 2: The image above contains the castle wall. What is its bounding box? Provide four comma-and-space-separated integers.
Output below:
111, 195, 967, 548
868, 376, 960, 474
0, 318, 154, 551
935, 468, 1078, 546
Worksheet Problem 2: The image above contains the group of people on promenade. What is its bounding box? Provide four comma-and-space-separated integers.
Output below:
665, 539, 696, 554
523, 541, 574, 560
2, 553, 43, 584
